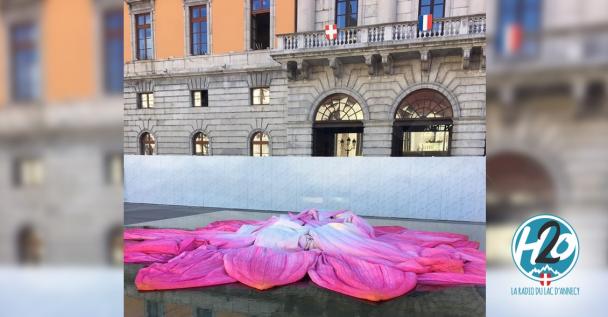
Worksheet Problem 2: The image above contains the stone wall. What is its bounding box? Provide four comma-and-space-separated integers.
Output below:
286, 55, 486, 156
0, 103, 123, 264
124, 53, 485, 156
124, 71, 290, 156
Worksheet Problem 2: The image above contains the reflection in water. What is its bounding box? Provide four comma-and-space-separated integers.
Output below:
125, 265, 484, 317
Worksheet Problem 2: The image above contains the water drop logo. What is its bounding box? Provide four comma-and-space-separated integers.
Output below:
511, 214, 579, 285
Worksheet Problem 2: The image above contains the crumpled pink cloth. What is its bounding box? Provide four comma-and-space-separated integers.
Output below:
125, 209, 485, 301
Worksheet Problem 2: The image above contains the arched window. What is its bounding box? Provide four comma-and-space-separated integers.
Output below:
16, 225, 42, 265
315, 94, 364, 122
139, 132, 156, 155
192, 132, 210, 156
487, 152, 555, 223
393, 89, 453, 156
313, 94, 364, 156
250, 131, 270, 157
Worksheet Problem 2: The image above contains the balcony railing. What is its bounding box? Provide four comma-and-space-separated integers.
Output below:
276, 14, 486, 52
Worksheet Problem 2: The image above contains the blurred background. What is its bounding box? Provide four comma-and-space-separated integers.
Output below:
1, 0, 607, 316
486, 0, 608, 315
0, 0, 123, 316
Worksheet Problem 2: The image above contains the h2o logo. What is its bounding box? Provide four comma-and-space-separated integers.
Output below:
511, 214, 579, 284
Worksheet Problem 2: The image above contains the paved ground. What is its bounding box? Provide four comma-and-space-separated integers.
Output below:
124, 202, 286, 225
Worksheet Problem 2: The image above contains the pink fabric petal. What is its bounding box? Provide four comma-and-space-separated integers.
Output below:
223, 246, 317, 290
135, 245, 235, 291
200, 232, 256, 249
310, 222, 412, 264
308, 253, 417, 301
126, 210, 486, 298
124, 227, 203, 241
198, 219, 262, 232
125, 237, 199, 264
373, 225, 408, 236
416, 271, 486, 286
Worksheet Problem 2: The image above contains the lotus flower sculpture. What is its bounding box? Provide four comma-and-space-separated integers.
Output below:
124, 209, 485, 301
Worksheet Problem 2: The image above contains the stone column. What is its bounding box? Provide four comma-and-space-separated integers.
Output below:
377, 0, 397, 24
296, 0, 316, 32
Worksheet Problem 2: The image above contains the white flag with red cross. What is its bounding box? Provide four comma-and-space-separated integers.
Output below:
539, 273, 551, 286
325, 24, 338, 40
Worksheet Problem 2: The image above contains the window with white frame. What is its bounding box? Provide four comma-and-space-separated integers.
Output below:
251, 87, 270, 105
138, 92, 154, 108
189, 5, 208, 55
135, 12, 153, 60
13, 157, 44, 187
192, 90, 208, 107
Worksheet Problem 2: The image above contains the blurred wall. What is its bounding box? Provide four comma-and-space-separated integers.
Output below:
0, 0, 123, 265
486, 0, 608, 269
0, 10, 5, 107
43, 0, 95, 103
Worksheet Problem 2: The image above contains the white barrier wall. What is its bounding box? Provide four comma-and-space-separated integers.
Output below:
124, 155, 485, 222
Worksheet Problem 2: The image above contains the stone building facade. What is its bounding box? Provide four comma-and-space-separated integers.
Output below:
124, 0, 487, 157
0, 0, 124, 265
484, 0, 608, 267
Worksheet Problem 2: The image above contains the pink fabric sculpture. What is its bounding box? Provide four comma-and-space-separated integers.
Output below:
124, 210, 485, 301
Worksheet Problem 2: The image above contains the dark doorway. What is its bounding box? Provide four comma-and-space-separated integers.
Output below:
313, 124, 363, 157
16, 225, 42, 264
251, 0, 270, 50
392, 120, 452, 156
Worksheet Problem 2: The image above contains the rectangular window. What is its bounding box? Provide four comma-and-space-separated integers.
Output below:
251, 0, 270, 12
400, 124, 451, 156
104, 154, 123, 185
13, 157, 44, 187
336, 0, 358, 28
419, 0, 444, 18
251, 87, 270, 105
251, 0, 270, 50
10, 23, 39, 102
191, 90, 208, 107
190, 5, 208, 55
497, 0, 541, 57
104, 9, 124, 94
135, 13, 153, 60
334, 132, 362, 157
138, 93, 154, 108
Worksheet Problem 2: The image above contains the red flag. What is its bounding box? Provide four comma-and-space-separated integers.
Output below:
504, 23, 522, 55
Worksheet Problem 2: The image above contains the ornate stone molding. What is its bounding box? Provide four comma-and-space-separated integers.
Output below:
462, 46, 472, 70
420, 50, 431, 72
329, 57, 343, 78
